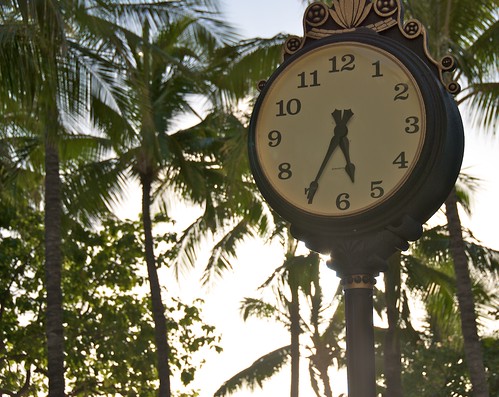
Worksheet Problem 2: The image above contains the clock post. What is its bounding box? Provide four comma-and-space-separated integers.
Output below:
248, 0, 464, 396
293, 217, 424, 396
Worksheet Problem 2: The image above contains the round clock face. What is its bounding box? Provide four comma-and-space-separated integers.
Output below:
251, 41, 426, 218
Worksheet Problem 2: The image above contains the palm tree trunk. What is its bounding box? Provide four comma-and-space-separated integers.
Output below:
290, 283, 300, 397
44, 125, 66, 397
141, 174, 172, 397
313, 347, 333, 397
384, 253, 403, 397
445, 188, 489, 397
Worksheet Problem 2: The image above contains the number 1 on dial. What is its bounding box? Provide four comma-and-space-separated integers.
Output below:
372, 60, 383, 77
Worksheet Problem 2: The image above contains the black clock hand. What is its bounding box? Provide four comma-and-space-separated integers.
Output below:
332, 109, 355, 182
306, 135, 340, 204
340, 137, 355, 182
306, 109, 355, 204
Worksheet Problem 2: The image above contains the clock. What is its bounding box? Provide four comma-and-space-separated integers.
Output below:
248, 31, 464, 243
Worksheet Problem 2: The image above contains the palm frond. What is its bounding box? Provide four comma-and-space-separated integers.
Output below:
214, 345, 291, 396
207, 34, 286, 106
67, 40, 129, 117
459, 82, 499, 132
462, 231, 499, 275
464, 19, 499, 79
62, 157, 129, 225
454, 170, 481, 215
0, 137, 44, 206
239, 297, 288, 324
402, 223, 499, 339
93, 0, 236, 44
0, 23, 41, 108
201, 219, 254, 285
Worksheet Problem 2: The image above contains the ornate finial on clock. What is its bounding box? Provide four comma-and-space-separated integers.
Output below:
283, 0, 460, 94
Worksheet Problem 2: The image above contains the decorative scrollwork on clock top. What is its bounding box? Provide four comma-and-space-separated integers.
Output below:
283, 0, 460, 94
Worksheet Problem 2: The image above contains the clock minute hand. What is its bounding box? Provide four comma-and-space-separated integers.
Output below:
306, 135, 340, 204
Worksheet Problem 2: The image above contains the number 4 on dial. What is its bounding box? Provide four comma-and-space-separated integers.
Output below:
393, 152, 409, 169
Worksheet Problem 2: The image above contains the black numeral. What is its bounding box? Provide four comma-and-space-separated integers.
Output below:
405, 116, 420, 133
336, 193, 351, 211
370, 181, 385, 198
329, 54, 356, 73
393, 152, 409, 169
268, 130, 282, 147
372, 60, 383, 77
298, 70, 320, 88
276, 99, 301, 117
394, 83, 409, 101
278, 163, 293, 180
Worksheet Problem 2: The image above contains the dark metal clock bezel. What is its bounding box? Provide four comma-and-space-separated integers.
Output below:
248, 32, 463, 238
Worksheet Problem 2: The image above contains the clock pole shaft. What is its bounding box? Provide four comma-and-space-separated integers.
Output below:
343, 275, 376, 397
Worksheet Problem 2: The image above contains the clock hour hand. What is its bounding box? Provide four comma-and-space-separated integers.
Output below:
306, 135, 340, 204
340, 136, 355, 182
332, 109, 355, 182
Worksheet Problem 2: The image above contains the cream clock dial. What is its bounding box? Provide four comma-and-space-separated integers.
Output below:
253, 42, 425, 217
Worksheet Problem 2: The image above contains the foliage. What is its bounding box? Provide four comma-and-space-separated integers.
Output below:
404, 225, 499, 335
389, 224, 499, 396
400, 332, 499, 397
0, 203, 46, 395
0, 206, 221, 396
482, 336, 499, 395
401, 336, 471, 396
403, 0, 498, 131
1, 0, 285, 394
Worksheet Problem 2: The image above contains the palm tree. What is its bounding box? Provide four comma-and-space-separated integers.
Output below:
396, 223, 499, 395
215, 250, 345, 397
86, 10, 286, 393
379, 175, 499, 397
402, 1, 498, 395
381, 175, 479, 396
1, 1, 234, 394
0, 2, 117, 393
163, 33, 287, 284
382, 253, 405, 397
117, 17, 236, 395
